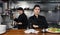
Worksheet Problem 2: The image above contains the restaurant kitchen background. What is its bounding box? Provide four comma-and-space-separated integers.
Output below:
0, 0, 60, 29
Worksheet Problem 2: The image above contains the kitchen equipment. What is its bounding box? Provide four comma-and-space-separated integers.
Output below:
0, 25, 6, 34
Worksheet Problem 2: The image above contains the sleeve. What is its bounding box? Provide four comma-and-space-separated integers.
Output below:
28, 17, 33, 29
22, 15, 28, 25
42, 16, 48, 29
14, 16, 20, 23
20, 15, 29, 28
14, 18, 19, 23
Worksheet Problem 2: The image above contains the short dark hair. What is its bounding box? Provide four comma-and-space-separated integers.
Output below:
17, 7, 24, 12
33, 5, 40, 10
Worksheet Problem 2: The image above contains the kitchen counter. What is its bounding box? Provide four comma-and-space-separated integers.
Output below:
1, 29, 60, 35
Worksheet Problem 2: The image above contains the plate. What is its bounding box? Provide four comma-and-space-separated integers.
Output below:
46, 28, 60, 33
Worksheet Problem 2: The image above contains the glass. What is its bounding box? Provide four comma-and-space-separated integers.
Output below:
42, 28, 46, 35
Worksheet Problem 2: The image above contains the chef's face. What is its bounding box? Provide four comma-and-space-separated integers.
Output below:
34, 7, 40, 15
17, 10, 23, 14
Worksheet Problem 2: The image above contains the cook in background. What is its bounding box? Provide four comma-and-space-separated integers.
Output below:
13, 7, 28, 29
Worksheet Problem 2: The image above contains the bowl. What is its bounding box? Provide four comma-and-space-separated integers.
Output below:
0, 25, 6, 34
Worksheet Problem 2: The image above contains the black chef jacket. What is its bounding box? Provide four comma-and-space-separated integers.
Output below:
14, 13, 28, 29
28, 15, 48, 29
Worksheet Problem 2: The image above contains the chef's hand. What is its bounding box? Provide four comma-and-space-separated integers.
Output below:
33, 25, 39, 28
18, 22, 22, 25
13, 14, 16, 19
